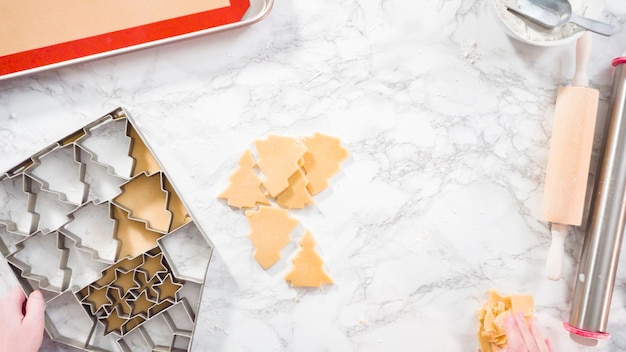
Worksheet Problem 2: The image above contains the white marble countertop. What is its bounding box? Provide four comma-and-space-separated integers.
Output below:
2, 0, 626, 351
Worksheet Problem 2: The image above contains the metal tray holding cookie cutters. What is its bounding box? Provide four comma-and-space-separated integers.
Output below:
0, 107, 214, 352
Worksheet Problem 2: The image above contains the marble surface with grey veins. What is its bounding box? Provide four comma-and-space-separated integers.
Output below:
1, 0, 626, 351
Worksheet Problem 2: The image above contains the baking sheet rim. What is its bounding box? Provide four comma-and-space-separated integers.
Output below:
0, 0, 273, 81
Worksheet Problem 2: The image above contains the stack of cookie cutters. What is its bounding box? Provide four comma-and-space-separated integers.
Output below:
0, 107, 213, 352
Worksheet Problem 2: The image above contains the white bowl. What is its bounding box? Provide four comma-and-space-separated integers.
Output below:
491, 0, 605, 46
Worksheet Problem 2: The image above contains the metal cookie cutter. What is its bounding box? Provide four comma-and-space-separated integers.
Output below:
0, 173, 38, 235
76, 143, 128, 205
6, 231, 71, 293
76, 118, 134, 180
26, 143, 88, 206
61, 201, 121, 265
113, 172, 173, 234
28, 176, 76, 234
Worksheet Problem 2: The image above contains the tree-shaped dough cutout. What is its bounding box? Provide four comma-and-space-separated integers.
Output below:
255, 135, 307, 197
302, 133, 348, 195
276, 168, 314, 209
245, 205, 298, 269
285, 231, 332, 288
219, 150, 268, 209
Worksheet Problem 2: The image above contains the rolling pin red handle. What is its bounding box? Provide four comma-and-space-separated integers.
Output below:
564, 322, 610, 344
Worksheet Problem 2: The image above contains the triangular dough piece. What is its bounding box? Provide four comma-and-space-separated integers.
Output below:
275, 168, 314, 209
218, 150, 268, 209
245, 205, 298, 269
255, 135, 307, 197
301, 133, 348, 195
285, 231, 332, 288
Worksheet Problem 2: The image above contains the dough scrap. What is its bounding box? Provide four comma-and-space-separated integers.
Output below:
245, 205, 298, 269
477, 289, 535, 351
301, 133, 348, 195
218, 150, 268, 209
255, 135, 307, 197
285, 231, 332, 288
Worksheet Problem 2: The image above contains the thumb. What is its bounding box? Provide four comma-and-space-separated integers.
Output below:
22, 290, 45, 333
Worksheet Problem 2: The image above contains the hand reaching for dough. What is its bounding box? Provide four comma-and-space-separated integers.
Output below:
503, 312, 552, 352
0, 287, 45, 352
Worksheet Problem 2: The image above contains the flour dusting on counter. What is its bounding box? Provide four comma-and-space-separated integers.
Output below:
460, 40, 480, 65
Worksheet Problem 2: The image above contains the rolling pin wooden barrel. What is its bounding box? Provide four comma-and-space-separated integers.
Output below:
542, 32, 599, 280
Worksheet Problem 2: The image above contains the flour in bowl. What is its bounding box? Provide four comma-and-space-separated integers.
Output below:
495, 0, 590, 43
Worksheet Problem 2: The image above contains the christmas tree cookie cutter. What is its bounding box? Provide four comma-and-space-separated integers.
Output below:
0, 172, 38, 235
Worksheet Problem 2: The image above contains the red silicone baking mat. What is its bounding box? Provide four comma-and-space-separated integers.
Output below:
0, 0, 253, 79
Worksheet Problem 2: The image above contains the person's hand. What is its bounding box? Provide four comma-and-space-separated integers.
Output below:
503, 311, 552, 352
0, 287, 45, 352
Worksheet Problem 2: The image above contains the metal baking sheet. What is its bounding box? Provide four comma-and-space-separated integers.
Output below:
0, 0, 273, 81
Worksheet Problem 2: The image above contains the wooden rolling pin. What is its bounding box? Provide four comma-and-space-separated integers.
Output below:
543, 32, 599, 281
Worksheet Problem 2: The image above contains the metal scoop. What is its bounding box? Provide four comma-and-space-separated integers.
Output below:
506, 0, 615, 37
